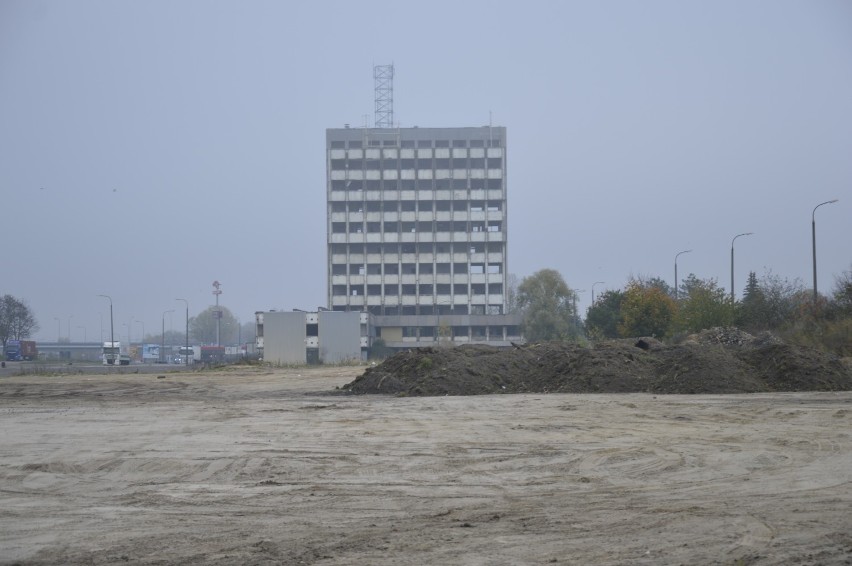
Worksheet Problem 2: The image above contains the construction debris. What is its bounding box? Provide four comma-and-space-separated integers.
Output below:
345, 328, 852, 396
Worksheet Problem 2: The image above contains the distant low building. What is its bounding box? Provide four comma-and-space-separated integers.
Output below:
255, 310, 366, 365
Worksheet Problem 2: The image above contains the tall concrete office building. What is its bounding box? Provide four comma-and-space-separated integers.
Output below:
326, 125, 522, 350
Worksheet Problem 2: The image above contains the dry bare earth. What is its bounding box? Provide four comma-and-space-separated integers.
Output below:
1, 366, 851, 565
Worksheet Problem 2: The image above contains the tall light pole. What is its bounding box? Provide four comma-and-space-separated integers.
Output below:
812, 199, 839, 301
176, 298, 189, 366
674, 250, 692, 300
67, 315, 74, 342
212, 281, 222, 347
97, 295, 114, 364
162, 309, 174, 364
591, 282, 605, 305
730, 233, 754, 303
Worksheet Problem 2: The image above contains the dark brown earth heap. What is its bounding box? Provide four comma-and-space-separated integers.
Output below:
344, 327, 852, 396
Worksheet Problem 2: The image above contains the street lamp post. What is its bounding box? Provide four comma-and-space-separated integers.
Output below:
162, 309, 174, 364
67, 315, 74, 342
674, 250, 692, 301
591, 282, 605, 305
97, 295, 114, 364
176, 298, 189, 366
812, 199, 839, 301
730, 233, 754, 303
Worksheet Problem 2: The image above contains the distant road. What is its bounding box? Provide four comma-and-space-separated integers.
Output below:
0, 361, 192, 378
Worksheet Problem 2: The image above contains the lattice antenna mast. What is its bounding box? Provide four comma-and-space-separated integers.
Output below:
374, 64, 394, 128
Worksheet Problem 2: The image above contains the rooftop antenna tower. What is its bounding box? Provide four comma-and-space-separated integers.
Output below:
374, 64, 394, 128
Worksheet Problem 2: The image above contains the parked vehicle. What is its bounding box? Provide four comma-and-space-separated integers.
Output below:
102, 341, 120, 365
176, 346, 199, 365
200, 345, 225, 364
4, 340, 37, 361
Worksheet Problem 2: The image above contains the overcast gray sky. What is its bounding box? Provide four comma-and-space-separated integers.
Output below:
2, 0, 850, 343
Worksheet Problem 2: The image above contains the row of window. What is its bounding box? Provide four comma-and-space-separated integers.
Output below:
330, 179, 503, 192
332, 221, 503, 234
330, 158, 503, 171
335, 305, 506, 316
331, 201, 502, 213
330, 242, 505, 255
332, 262, 502, 276
329, 138, 503, 149
332, 283, 504, 296
393, 326, 515, 339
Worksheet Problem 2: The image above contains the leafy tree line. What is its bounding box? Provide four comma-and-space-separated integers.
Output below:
0, 294, 39, 352
513, 265, 851, 355
583, 266, 852, 355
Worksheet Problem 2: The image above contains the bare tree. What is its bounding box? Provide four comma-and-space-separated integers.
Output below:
0, 294, 40, 351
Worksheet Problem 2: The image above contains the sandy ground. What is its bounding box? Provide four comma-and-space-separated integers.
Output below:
1, 366, 851, 565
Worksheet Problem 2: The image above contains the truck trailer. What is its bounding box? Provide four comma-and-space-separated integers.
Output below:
4, 340, 37, 361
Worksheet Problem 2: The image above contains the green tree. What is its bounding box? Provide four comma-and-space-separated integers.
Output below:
190, 305, 239, 345
618, 282, 676, 338
674, 275, 731, 333
585, 289, 625, 339
0, 294, 39, 352
759, 270, 806, 329
632, 274, 674, 297
737, 271, 770, 331
830, 265, 852, 317
516, 269, 579, 341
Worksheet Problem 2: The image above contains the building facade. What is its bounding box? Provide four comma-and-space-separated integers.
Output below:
256, 310, 368, 365
326, 126, 522, 349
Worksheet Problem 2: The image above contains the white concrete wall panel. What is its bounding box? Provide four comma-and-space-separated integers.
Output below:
263, 312, 307, 365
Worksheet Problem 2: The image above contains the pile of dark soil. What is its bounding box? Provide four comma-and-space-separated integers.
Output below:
344, 328, 852, 396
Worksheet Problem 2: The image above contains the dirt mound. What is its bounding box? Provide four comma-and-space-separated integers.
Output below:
344, 328, 852, 396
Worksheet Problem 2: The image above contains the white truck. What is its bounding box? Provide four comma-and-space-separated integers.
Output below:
102, 341, 130, 365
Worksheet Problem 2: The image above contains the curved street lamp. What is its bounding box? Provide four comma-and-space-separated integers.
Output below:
730, 233, 754, 303
674, 250, 692, 300
812, 199, 839, 301
97, 294, 114, 364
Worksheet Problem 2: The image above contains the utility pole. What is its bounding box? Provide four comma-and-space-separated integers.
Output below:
212, 281, 222, 346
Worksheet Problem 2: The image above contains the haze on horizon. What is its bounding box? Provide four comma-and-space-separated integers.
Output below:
1, 0, 849, 343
